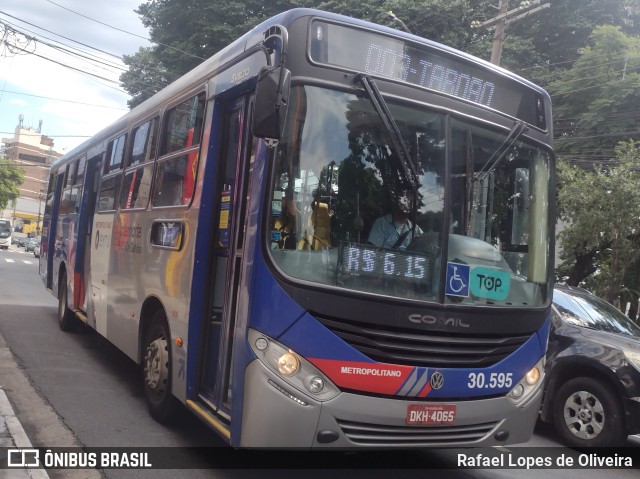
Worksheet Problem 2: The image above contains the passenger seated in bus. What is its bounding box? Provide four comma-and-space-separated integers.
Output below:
273, 197, 300, 249
367, 191, 423, 250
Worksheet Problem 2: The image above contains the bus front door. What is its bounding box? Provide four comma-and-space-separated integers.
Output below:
199, 94, 252, 418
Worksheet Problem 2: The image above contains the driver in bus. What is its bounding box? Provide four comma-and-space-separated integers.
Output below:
367, 191, 423, 251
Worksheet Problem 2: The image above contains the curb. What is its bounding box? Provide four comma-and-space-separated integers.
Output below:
0, 389, 50, 479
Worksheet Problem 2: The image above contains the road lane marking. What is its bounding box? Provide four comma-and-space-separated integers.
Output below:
4, 258, 15, 263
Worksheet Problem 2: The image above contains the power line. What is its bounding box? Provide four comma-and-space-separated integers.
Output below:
0, 18, 125, 85
555, 130, 640, 141
0, 10, 121, 60
0, 16, 125, 70
44, 0, 206, 61
0, 12, 175, 92
0, 90, 127, 110
4, 41, 121, 85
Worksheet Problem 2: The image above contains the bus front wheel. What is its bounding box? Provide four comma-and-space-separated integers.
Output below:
142, 310, 177, 423
57, 272, 76, 331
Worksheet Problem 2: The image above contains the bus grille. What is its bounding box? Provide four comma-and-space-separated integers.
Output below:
336, 419, 498, 446
316, 316, 530, 368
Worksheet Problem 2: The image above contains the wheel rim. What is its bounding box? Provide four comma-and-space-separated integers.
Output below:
144, 336, 169, 394
563, 389, 605, 440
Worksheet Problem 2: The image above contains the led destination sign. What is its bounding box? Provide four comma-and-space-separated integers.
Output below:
310, 21, 545, 127
363, 42, 496, 107
338, 242, 432, 285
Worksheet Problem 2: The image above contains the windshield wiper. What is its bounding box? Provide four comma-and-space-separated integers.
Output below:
475, 120, 528, 182
356, 74, 420, 191
465, 120, 528, 235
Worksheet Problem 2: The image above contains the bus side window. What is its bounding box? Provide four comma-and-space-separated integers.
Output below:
160, 94, 205, 156
121, 118, 158, 210
152, 92, 205, 208
104, 134, 127, 174
98, 135, 125, 213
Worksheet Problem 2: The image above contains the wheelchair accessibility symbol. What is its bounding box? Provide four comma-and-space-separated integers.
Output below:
446, 262, 470, 297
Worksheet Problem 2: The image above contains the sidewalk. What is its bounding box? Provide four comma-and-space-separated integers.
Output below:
0, 318, 99, 479
0, 389, 49, 479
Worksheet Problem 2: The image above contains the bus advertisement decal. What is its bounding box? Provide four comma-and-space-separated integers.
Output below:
308, 358, 434, 397
217, 189, 232, 248
470, 267, 511, 301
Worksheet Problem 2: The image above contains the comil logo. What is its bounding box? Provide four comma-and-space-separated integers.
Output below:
7, 449, 40, 468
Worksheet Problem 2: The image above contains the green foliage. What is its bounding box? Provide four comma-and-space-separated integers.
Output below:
550, 26, 640, 166
122, 0, 638, 107
0, 160, 24, 213
122, 0, 314, 107
557, 141, 640, 302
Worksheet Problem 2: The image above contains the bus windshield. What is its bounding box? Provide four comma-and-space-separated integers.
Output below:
0, 220, 11, 237
268, 85, 551, 307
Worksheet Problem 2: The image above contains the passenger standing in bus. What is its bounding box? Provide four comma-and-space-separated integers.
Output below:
367, 191, 423, 250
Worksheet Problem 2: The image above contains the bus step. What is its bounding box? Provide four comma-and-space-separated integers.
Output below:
186, 399, 231, 440
75, 310, 88, 324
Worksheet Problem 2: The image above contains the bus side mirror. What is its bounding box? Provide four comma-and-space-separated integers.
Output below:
252, 66, 290, 141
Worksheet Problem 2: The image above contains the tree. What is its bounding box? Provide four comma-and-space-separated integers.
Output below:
509, 0, 637, 80
121, 0, 639, 107
122, 0, 313, 108
317, 0, 495, 52
549, 25, 640, 166
120, 46, 176, 109
557, 140, 640, 303
0, 160, 24, 214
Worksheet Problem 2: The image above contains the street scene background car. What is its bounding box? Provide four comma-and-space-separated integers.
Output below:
540, 285, 640, 448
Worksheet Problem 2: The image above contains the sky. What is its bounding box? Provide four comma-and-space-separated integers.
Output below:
0, 0, 152, 153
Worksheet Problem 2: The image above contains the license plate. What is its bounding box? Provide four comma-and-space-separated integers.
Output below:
406, 403, 456, 425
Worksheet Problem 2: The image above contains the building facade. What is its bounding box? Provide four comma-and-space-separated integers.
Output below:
1, 124, 65, 232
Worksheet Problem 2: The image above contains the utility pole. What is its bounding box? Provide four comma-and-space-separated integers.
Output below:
472, 0, 550, 66
384, 11, 411, 34
490, 0, 509, 65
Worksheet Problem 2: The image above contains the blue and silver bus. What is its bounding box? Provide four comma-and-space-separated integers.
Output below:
41, 8, 554, 448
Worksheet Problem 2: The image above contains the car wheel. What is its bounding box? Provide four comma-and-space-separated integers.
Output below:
553, 376, 626, 447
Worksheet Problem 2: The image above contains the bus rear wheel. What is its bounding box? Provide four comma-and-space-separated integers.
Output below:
142, 310, 177, 423
57, 272, 76, 331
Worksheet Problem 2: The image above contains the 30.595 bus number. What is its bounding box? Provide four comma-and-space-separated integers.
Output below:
468, 372, 513, 389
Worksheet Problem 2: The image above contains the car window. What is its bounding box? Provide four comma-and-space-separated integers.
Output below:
553, 290, 594, 328
554, 288, 640, 336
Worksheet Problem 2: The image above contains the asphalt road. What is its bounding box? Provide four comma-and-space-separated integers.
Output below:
0, 245, 637, 479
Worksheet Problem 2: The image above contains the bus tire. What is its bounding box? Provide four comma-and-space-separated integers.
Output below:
57, 272, 76, 332
552, 376, 626, 448
142, 310, 177, 423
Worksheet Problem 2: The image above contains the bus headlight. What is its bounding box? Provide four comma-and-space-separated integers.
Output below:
249, 329, 340, 402
278, 352, 300, 376
508, 357, 544, 406
525, 365, 540, 385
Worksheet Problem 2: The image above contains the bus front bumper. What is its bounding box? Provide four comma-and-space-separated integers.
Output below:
239, 359, 543, 448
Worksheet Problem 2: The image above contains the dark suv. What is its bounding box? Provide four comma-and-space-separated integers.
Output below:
540, 285, 640, 447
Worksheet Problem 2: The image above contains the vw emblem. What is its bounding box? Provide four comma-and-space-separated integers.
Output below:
430, 371, 444, 390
